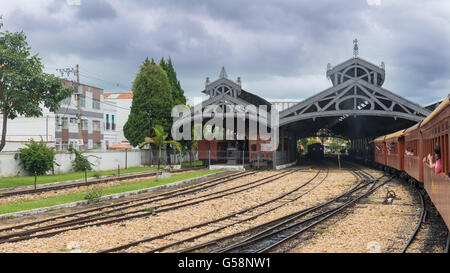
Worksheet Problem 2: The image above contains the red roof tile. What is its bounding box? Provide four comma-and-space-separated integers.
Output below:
104, 93, 133, 100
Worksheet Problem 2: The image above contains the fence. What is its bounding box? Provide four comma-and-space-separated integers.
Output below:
140, 149, 199, 167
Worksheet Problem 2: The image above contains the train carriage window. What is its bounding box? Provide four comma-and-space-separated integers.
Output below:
390, 142, 396, 153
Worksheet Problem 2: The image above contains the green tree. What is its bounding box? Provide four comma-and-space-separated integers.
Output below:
0, 19, 73, 151
329, 142, 341, 153
15, 139, 58, 189
139, 125, 181, 181
124, 58, 174, 147
307, 138, 321, 146
160, 57, 186, 106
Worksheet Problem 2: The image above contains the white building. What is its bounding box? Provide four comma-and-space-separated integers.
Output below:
102, 99, 119, 149
0, 109, 56, 152
103, 93, 132, 145
0, 80, 109, 151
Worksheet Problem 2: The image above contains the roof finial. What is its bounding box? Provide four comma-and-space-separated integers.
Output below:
353, 38, 359, 58
219, 66, 228, 79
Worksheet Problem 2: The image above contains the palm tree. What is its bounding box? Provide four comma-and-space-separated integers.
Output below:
139, 125, 181, 181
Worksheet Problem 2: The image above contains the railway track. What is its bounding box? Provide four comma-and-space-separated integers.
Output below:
399, 189, 449, 253
0, 167, 206, 198
400, 189, 426, 253
98, 167, 327, 253
0, 168, 300, 245
177, 167, 391, 253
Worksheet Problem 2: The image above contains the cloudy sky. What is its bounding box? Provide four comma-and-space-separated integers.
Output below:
1, 0, 449, 105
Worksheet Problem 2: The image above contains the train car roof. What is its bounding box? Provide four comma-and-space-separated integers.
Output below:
372, 135, 386, 143
384, 129, 406, 141
420, 96, 450, 127
404, 122, 421, 134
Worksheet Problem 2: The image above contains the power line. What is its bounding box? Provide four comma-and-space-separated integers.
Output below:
79, 72, 132, 91
44, 66, 132, 91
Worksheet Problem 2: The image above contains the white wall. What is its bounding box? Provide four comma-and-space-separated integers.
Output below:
0, 112, 56, 152
0, 150, 144, 177
0, 149, 199, 178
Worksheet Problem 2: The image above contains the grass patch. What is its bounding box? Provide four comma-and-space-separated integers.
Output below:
0, 166, 157, 189
0, 169, 222, 215
181, 160, 203, 168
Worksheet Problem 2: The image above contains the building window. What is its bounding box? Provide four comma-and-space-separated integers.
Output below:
55, 116, 60, 127
92, 99, 100, 110
106, 114, 110, 130
112, 115, 115, 130
61, 141, 69, 151
93, 120, 101, 131
81, 119, 89, 130
70, 118, 77, 124
61, 117, 69, 129
80, 96, 86, 108
55, 140, 61, 151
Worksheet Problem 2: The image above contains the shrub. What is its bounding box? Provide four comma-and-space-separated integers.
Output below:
69, 146, 94, 172
84, 187, 103, 203
15, 139, 57, 176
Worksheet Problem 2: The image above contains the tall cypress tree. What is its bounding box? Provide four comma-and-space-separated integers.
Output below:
124, 58, 174, 147
160, 57, 186, 106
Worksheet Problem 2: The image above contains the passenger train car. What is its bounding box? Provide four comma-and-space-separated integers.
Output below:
372, 96, 450, 229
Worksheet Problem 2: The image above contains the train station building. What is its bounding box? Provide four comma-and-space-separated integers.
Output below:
176, 41, 432, 169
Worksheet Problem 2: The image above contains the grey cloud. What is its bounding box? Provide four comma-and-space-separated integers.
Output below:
76, 0, 117, 21
1, 0, 449, 105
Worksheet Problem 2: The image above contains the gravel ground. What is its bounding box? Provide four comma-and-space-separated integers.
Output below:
0, 169, 311, 252
287, 177, 423, 253
0, 165, 443, 253
125, 168, 359, 252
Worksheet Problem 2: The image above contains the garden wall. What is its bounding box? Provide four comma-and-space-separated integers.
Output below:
0, 149, 196, 178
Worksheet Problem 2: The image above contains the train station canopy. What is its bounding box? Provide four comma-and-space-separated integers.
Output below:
279, 48, 431, 139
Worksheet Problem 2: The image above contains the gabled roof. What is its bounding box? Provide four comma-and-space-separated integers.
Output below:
201, 67, 271, 109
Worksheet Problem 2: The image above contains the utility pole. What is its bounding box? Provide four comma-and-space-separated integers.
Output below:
57, 65, 82, 151
75, 64, 83, 151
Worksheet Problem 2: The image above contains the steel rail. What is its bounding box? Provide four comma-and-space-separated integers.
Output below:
0, 167, 206, 198
256, 178, 390, 253
0, 170, 252, 233
179, 168, 382, 253
213, 170, 381, 253
0, 169, 298, 244
401, 189, 426, 253
99, 168, 324, 253
143, 168, 329, 253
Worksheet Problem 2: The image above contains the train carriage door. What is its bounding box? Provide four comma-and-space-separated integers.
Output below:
399, 136, 405, 170
444, 120, 450, 177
